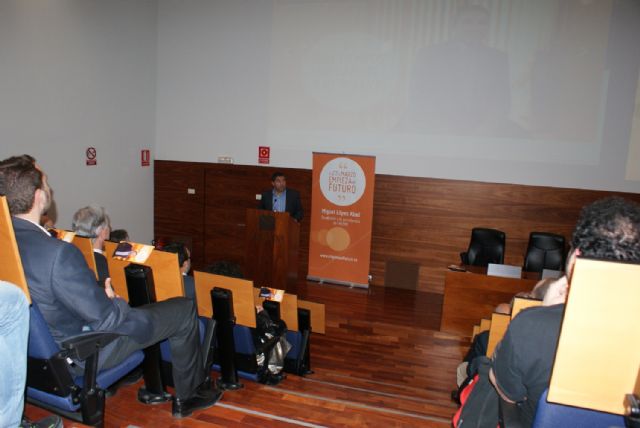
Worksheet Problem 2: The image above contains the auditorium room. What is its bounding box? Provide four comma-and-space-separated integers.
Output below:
1, 1, 640, 427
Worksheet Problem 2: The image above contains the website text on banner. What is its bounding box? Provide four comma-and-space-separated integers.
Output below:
307, 153, 375, 288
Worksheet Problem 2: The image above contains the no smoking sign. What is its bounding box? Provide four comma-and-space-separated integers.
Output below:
86, 147, 97, 166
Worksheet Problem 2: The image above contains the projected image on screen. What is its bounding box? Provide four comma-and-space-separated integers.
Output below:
268, 0, 612, 165
627, 70, 640, 181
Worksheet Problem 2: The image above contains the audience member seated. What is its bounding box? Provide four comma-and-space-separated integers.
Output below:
0, 281, 63, 428
495, 277, 556, 315
72, 205, 111, 288
0, 155, 222, 418
455, 277, 557, 389
477, 197, 640, 426
205, 260, 289, 385
109, 228, 129, 242
162, 242, 195, 301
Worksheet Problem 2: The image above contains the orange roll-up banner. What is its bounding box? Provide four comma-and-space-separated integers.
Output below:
307, 153, 375, 288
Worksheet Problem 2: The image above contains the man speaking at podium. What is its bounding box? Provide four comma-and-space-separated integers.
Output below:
258, 172, 303, 222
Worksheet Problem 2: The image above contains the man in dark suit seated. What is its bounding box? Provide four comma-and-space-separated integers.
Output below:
72, 205, 111, 288
0, 155, 222, 418
162, 242, 195, 302
258, 171, 303, 222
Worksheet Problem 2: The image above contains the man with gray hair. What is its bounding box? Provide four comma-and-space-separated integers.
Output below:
72, 205, 111, 287
1, 155, 222, 417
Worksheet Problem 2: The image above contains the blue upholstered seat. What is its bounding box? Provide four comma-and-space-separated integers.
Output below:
210, 324, 260, 382
27, 302, 144, 418
532, 389, 625, 428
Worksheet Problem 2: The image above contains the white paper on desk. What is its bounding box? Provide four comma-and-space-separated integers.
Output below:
487, 263, 522, 278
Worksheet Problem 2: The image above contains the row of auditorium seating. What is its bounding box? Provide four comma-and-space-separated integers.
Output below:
0, 196, 140, 426
460, 227, 566, 273
0, 195, 323, 426
462, 258, 637, 427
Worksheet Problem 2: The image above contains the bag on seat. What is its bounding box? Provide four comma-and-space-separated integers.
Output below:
453, 356, 500, 428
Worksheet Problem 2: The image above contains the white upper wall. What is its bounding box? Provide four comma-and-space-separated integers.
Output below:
0, 0, 157, 243
1, 0, 638, 243
156, 0, 640, 193
156, 0, 272, 166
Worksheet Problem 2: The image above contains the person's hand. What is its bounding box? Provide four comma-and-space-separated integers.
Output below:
105, 278, 118, 299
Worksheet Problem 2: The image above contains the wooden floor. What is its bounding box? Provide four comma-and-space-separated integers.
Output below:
26, 282, 468, 427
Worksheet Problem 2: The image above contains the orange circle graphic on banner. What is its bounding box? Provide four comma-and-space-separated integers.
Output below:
316, 228, 328, 245
326, 227, 350, 252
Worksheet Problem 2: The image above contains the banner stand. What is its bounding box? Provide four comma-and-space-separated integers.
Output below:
306, 275, 369, 289
307, 152, 376, 289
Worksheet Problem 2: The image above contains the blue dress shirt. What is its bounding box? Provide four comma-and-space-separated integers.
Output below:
272, 189, 287, 213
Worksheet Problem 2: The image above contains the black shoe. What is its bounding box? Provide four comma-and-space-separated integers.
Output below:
20, 415, 63, 428
137, 387, 173, 405
265, 372, 286, 386
172, 388, 223, 418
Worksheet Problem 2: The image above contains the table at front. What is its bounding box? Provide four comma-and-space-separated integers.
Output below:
440, 269, 538, 336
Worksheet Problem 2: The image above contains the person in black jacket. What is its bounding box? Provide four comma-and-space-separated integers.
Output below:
258, 171, 303, 222
0, 154, 222, 418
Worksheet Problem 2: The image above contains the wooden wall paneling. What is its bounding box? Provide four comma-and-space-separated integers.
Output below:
205, 165, 270, 270
371, 174, 640, 294
203, 164, 312, 280
154, 161, 206, 269
155, 160, 640, 295
441, 270, 537, 336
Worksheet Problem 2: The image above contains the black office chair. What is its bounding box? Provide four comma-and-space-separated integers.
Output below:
523, 232, 565, 273
460, 228, 506, 267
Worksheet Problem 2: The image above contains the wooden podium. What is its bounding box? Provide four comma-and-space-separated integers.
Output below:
244, 209, 299, 291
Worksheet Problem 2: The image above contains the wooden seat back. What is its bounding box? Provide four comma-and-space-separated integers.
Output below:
70, 235, 98, 280
471, 324, 480, 340
479, 318, 491, 334
104, 240, 183, 302
298, 299, 326, 335
0, 196, 30, 301
194, 271, 256, 328
253, 288, 298, 331
486, 313, 510, 357
548, 258, 640, 415
511, 296, 542, 320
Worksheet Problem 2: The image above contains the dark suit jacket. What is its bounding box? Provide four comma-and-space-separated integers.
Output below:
94, 251, 109, 288
182, 274, 196, 302
258, 188, 303, 221
13, 217, 152, 344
